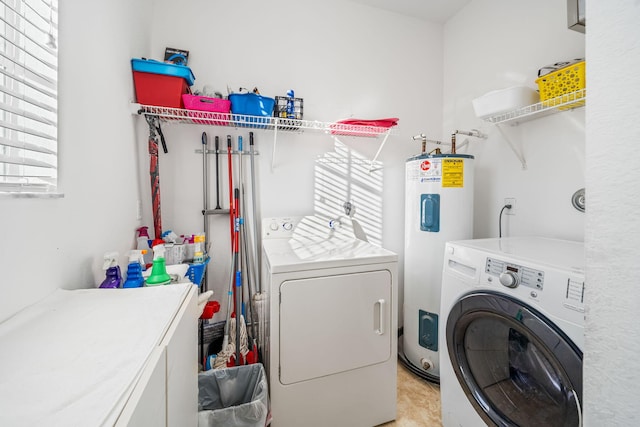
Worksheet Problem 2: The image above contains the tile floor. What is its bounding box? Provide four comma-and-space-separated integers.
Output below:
381, 360, 442, 427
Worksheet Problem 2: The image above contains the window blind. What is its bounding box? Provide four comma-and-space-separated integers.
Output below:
0, 0, 58, 194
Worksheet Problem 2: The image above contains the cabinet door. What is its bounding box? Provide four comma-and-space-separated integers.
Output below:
165, 285, 198, 427
115, 347, 167, 427
279, 270, 392, 385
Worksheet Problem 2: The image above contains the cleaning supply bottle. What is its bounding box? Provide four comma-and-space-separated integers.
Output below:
286, 89, 295, 119
193, 232, 206, 263
136, 226, 153, 266
145, 244, 172, 286
122, 250, 147, 288
99, 252, 122, 289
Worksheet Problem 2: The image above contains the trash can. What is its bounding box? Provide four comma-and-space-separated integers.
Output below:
198, 363, 269, 427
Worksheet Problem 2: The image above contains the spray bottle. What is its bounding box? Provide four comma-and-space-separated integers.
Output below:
122, 249, 147, 288
145, 244, 172, 286
99, 252, 122, 289
136, 226, 153, 266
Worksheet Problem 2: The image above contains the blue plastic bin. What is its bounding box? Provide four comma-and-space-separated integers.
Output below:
188, 257, 210, 287
229, 93, 275, 128
131, 58, 195, 86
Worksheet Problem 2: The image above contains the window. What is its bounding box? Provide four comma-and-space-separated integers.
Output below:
0, 0, 58, 196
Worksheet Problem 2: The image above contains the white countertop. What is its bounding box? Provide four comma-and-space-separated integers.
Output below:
0, 283, 193, 426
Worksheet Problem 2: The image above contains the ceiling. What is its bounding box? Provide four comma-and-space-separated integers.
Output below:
348, 0, 471, 23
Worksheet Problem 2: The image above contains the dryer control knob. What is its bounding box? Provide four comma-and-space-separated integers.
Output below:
283, 222, 293, 231
499, 271, 519, 288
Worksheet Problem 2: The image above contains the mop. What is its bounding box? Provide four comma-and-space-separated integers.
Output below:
199, 132, 208, 367
232, 135, 255, 365
212, 313, 249, 369
215, 188, 245, 368
238, 135, 259, 362
217, 135, 236, 368
249, 132, 267, 361
215, 137, 251, 368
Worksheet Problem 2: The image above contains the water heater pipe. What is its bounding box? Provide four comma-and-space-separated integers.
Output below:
452, 129, 487, 139
412, 133, 447, 154
450, 129, 488, 154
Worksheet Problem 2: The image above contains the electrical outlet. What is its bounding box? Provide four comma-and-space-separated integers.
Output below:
504, 198, 516, 215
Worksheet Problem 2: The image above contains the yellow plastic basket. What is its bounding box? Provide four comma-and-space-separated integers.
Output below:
535, 60, 585, 110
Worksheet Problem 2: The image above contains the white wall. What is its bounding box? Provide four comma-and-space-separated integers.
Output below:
143, 0, 444, 321
443, 0, 586, 241
0, 0, 152, 320
584, 3, 640, 425
1, 2, 637, 423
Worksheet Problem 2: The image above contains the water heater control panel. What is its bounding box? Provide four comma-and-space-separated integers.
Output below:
485, 257, 545, 290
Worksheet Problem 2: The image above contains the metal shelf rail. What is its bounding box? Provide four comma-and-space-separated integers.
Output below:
133, 103, 397, 171
483, 88, 586, 125
480, 89, 586, 169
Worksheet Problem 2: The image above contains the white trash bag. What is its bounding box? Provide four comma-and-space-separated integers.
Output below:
198, 363, 269, 427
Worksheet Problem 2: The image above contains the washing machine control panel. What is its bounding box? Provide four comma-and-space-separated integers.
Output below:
485, 257, 544, 290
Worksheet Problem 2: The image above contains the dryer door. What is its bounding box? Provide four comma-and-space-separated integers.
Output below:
446, 291, 582, 427
279, 270, 392, 385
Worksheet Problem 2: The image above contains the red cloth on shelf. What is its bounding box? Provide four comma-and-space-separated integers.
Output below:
330, 117, 398, 136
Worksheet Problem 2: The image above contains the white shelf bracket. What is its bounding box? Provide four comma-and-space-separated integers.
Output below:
496, 124, 527, 170
368, 130, 390, 173
271, 119, 279, 172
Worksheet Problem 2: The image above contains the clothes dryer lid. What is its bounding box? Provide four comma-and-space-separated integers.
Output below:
263, 237, 397, 274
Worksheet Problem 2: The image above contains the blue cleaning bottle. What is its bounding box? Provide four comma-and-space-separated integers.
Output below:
123, 249, 147, 288
286, 89, 295, 119
99, 252, 123, 289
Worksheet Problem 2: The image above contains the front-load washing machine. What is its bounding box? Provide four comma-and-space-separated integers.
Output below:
262, 215, 398, 427
439, 237, 584, 427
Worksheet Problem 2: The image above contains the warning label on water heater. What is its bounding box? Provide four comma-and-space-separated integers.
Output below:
442, 159, 464, 187
407, 159, 443, 183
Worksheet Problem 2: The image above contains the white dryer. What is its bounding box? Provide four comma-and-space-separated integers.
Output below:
262, 215, 398, 427
439, 237, 584, 427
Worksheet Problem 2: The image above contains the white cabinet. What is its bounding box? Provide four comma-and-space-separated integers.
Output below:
117, 283, 198, 427
0, 284, 198, 427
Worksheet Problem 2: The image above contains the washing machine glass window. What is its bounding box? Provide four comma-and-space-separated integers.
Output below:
446, 291, 582, 427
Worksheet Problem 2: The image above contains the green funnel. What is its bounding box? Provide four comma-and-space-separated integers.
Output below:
146, 245, 171, 286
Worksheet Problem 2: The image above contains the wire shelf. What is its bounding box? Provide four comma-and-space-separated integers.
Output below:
134, 103, 398, 137
483, 88, 586, 124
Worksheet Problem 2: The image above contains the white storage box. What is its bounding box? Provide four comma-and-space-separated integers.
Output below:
472, 86, 539, 119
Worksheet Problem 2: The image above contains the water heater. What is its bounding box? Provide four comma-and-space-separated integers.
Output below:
402, 153, 474, 381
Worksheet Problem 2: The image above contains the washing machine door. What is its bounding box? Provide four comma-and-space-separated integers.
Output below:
446, 291, 582, 427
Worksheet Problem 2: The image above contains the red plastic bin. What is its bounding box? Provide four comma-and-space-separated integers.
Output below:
133, 71, 190, 108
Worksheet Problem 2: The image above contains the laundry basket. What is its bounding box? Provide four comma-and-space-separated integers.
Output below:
535, 60, 585, 110
198, 363, 269, 427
